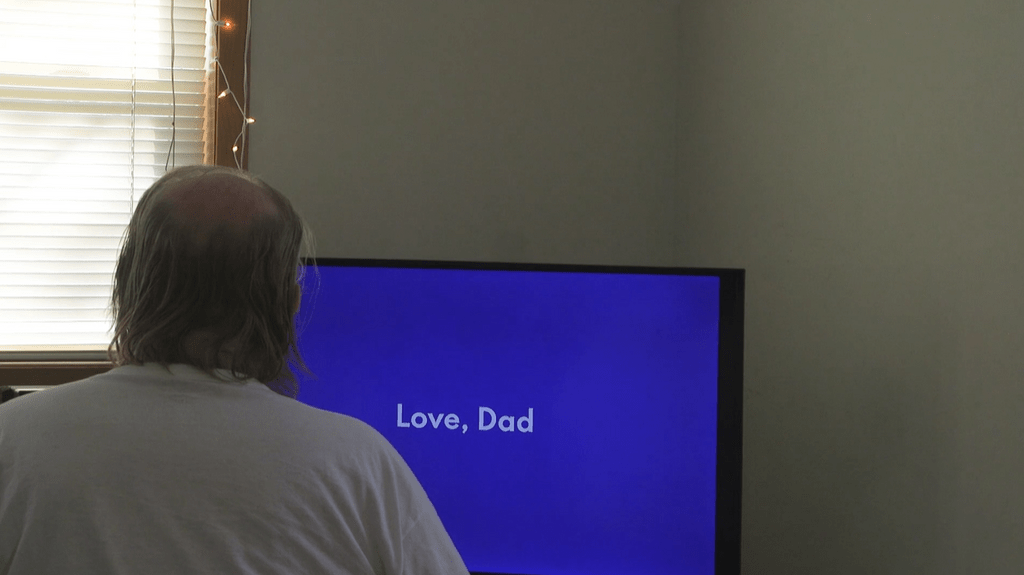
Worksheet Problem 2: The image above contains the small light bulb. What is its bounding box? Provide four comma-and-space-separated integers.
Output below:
232, 145, 239, 152
218, 90, 229, 98
216, 20, 232, 29
246, 117, 255, 124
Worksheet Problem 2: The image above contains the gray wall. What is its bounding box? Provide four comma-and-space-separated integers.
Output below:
250, 1, 1024, 573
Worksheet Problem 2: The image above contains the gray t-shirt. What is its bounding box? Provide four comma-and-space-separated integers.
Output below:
0, 363, 468, 575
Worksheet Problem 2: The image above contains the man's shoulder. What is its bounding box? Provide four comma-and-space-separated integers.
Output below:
0, 371, 106, 417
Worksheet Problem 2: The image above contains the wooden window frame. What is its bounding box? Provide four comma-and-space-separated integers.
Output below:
0, 0, 251, 388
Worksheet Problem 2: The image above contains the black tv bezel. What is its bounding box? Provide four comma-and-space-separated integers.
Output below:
301, 258, 743, 575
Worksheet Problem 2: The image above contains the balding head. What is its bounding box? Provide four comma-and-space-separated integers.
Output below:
110, 165, 311, 397
139, 165, 281, 247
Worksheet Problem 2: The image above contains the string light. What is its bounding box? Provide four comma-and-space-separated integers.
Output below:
240, 0, 253, 168
209, 0, 253, 169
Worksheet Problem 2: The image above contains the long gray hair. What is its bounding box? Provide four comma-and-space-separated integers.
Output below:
109, 165, 312, 397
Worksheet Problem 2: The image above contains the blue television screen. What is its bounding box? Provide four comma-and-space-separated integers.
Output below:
295, 259, 743, 575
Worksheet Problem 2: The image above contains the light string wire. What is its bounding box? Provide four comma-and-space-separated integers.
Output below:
164, 0, 177, 170
209, 0, 255, 169
130, 0, 137, 210
236, 0, 253, 168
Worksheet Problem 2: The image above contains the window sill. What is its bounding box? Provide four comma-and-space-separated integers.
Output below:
0, 361, 114, 387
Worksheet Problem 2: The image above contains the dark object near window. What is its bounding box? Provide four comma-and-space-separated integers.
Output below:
0, 387, 39, 404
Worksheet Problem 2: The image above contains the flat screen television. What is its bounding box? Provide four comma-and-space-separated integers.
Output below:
295, 259, 743, 575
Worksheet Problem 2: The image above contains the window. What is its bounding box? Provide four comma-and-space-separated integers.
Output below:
0, 0, 250, 378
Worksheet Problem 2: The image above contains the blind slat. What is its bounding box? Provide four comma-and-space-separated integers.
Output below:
0, 153, 205, 176
0, 73, 205, 93
0, 62, 209, 83
0, 112, 206, 130
0, 274, 121, 286
0, 288, 113, 299
4, 1, 207, 20
1, 87, 206, 106
0, 139, 189, 154
0, 127, 205, 141
0, 236, 124, 249
0, 100, 205, 116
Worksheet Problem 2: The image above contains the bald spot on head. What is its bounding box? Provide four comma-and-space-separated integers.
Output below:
150, 168, 280, 246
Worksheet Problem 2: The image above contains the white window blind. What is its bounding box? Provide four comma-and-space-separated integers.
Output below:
0, 0, 215, 357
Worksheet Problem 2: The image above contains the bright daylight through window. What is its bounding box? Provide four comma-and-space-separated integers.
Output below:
0, 0, 215, 356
